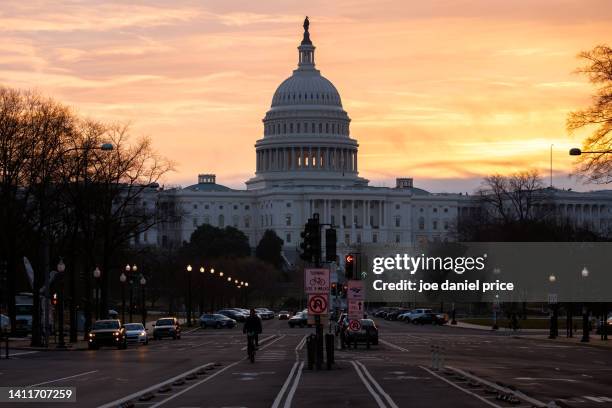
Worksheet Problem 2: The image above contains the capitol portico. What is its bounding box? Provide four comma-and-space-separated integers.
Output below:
143, 19, 612, 261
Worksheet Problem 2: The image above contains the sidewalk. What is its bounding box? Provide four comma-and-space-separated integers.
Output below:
448, 321, 612, 349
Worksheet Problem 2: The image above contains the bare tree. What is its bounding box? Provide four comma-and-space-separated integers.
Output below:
477, 170, 544, 223
567, 44, 612, 183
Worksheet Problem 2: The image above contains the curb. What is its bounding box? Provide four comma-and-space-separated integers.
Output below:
514, 335, 612, 350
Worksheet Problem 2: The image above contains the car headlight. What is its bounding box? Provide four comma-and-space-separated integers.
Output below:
140, 331, 146, 336
89, 333, 95, 338
113, 331, 119, 336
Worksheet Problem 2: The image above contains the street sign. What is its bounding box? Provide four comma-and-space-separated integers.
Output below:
307, 313, 329, 326
348, 319, 361, 331
304, 268, 330, 294
308, 294, 329, 315
348, 299, 363, 320
347, 280, 364, 301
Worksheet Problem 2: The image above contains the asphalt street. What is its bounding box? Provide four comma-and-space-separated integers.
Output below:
1, 318, 611, 407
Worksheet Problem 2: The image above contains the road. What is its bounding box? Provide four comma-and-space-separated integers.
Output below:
1, 318, 611, 407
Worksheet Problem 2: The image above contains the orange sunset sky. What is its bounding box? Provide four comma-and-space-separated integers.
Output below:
2, 0, 611, 192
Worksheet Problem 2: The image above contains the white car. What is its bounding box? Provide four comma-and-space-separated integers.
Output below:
403, 308, 433, 323
123, 323, 148, 345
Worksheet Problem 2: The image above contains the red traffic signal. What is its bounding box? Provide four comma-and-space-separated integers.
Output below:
345, 254, 354, 264
51, 293, 58, 306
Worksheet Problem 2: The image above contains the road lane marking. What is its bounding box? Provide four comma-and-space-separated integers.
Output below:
351, 361, 387, 408
355, 361, 399, 408
97, 363, 214, 408
149, 360, 243, 408
379, 338, 408, 352
419, 366, 503, 408
283, 362, 303, 408
271, 361, 300, 408
240, 334, 276, 351
29, 370, 99, 387
8, 351, 39, 357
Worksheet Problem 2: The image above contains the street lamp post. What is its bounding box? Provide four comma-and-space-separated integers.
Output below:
66, 142, 113, 342
140, 276, 147, 326
186, 265, 193, 326
120, 272, 127, 323
199, 266, 205, 316
548, 274, 558, 339
569, 148, 612, 156
125, 264, 137, 323
56, 259, 66, 348
93, 267, 101, 320
581, 267, 590, 343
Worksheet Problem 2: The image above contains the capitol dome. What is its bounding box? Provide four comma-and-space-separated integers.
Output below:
271, 72, 342, 108
247, 17, 368, 190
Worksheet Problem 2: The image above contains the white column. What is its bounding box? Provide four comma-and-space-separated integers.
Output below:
355, 150, 358, 173
378, 200, 382, 228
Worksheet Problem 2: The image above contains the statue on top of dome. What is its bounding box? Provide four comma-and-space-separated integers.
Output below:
301, 16, 312, 45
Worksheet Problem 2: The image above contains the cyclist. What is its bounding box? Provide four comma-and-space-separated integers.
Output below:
243, 309, 262, 360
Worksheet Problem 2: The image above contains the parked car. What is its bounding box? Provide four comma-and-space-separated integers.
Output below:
199, 313, 236, 329
15, 304, 33, 335
397, 310, 414, 321
288, 312, 310, 328
153, 317, 181, 340
404, 308, 433, 323
387, 308, 411, 321
435, 313, 449, 325
345, 319, 379, 346
278, 311, 290, 320
87, 319, 127, 350
255, 308, 275, 320
412, 312, 447, 325
217, 309, 246, 322
1, 314, 10, 332
124, 323, 148, 345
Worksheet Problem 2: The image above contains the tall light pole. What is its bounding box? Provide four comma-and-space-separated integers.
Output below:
93, 267, 101, 320
120, 272, 127, 323
140, 276, 147, 326
199, 266, 205, 316
186, 265, 192, 326
56, 259, 66, 348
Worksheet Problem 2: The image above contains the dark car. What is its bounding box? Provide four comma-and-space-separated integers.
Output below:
199, 313, 236, 329
87, 319, 127, 350
386, 308, 411, 321
288, 312, 310, 328
345, 319, 379, 346
217, 309, 246, 322
256, 308, 275, 320
411, 312, 448, 325
153, 317, 181, 340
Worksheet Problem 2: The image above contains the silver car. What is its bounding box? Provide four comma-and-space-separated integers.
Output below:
124, 323, 148, 345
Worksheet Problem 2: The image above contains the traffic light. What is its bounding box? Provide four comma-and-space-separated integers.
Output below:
344, 254, 355, 279
325, 228, 337, 263
300, 216, 321, 264
51, 292, 58, 306
331, 282, 337, 296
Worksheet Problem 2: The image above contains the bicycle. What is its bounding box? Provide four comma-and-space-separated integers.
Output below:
246, 332, 257, 363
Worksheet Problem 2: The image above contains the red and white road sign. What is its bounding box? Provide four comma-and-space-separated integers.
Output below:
348, 299, 363, 320
308, 294, 329, 315
304, 268, 330, 294
348, 319, 361, 331
347, 280, 364, 301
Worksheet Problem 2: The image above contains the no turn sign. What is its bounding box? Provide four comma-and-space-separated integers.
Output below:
348, 319, 361, 331
308, 294, 329, 315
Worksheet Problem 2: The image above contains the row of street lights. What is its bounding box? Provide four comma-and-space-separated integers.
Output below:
53, 260, 148, 348
548, 266, 592, 342
185, 264, 249, 326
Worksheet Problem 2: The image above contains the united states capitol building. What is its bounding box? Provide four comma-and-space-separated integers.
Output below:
140, 20, 612, 259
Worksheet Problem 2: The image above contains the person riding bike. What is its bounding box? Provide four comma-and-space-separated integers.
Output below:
243, 308, 262, 347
